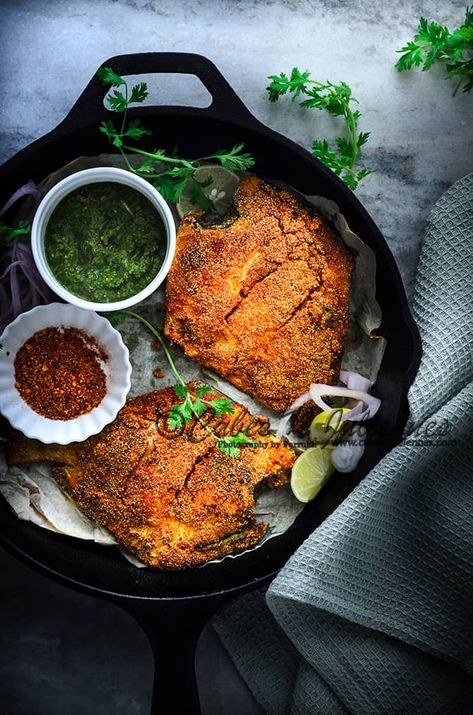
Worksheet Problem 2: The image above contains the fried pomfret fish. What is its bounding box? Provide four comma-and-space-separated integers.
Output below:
165, 176, 354, 414
7, 383, 295, 569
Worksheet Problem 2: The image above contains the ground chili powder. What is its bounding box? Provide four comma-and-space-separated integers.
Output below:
14, 326, 108, 420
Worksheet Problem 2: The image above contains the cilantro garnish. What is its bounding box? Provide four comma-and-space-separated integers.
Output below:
396, 7, 473, 95
96, 67, 255, 210
0, 221, 32, 254
266, 68, 374, 190
123, 310, 254, 457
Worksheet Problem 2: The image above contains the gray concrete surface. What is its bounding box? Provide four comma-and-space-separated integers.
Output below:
0, 0, 472, 712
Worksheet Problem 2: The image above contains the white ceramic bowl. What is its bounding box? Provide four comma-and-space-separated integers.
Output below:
0, 303, 132, 444
31, 167, 176, 312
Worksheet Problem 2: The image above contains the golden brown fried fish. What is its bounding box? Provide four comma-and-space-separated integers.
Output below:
165, 176, 354, 414
7, 383, 295, 569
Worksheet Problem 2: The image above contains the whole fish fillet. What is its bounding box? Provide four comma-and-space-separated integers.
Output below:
7, 383, 295, 569
165, 176, 354, 414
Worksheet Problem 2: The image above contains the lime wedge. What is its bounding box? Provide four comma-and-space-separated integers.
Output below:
176, 166, 240, 218
290, 446, 335, 503
309, 408, 351, 445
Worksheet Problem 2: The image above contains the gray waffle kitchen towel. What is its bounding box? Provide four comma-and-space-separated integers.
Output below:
213, 174, 473, 714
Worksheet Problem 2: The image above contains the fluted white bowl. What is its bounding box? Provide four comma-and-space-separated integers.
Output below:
0, 303, 131, 444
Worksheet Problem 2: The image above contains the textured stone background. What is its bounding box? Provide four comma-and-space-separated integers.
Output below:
0, 0, 471, 712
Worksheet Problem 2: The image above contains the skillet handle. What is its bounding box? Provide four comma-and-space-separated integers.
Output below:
121, 594, 228, 715
62, 52, 256, 132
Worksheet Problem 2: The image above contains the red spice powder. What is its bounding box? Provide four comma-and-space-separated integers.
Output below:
14, 326, 108, 420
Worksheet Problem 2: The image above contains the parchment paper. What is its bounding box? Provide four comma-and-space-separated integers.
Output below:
0, 155, 385, 568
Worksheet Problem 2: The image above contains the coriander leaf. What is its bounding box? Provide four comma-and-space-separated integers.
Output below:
129, 82, 148, 104
266, 71, 291, 101
457, 24, 473, 42
209, 144, 255, 172
190, 177, 215, 212
121, 311, 249, 457
357, 131, 370, 148
176, 395, 193, 424
395, 42, 425, 71
196, 385, 212, 397
217, 433, 256, 458
97, 67, 126, 87
191, 399, 207, 418
312, 139, 340, 168
136, 158, 157, 174
173, 384, 188, 398
122, 118, 152, 141
99, 120, 118, 141
342, 173, 358, 191
167, 409, 183, 431
94, 74, 255, 215
0, 220, 31, 246
396, 8, 473, 94
107, 89, 128, 113
335, 137, 354, 162
288, 67, 312, 99
268, 68, 373, 190
153, 175, 180, 202
209, 398, 235, 417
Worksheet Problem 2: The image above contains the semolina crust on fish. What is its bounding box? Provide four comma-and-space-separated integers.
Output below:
7, 383, 296, 569
165, 176, 354, 414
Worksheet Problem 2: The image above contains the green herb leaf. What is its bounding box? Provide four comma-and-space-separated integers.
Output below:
107, 89, 128, 113
123, 118, 152, 141
94, 72, 255, 213
190, 177, 215, 212
208, 398, 235, 417
97, 67, 126, 87
173, 384, 188, 398
0, 220, 32, 254
129, 82, 148, 104
167, 408, 183, 431
191, 398, 207, 418
208, 143, 255, 172
196, 385, 212, 397
396, 7, 473, 94
217, 433, 256, 458
267, 69, 373, 190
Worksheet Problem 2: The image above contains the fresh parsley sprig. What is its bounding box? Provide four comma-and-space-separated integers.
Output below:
266, 68, 374, 190
123, 310, 256, 457
96, 67, 255, 208
396, 7, 473, 95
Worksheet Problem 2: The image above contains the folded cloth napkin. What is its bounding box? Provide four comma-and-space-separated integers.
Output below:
213, 174, 473, 714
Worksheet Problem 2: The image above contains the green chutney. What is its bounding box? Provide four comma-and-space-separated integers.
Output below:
45, 182, 165, 302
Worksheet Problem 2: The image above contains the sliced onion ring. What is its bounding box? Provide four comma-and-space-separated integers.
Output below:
339, 369, 373, 393
275, 413, 293, 439
309, 383, 381, 422
331, 442, 365, 472
284, 391, 311, 415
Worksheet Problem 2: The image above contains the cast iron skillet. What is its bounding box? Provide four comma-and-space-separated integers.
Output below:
0, 53, 421, 713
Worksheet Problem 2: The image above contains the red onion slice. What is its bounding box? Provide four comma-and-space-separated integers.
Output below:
275, 413, 293, 439
339, 369, 373, 393
331, 442, 365, 472
309, 383, 381, 422
331, 425, 367, 472
284, 391, 311, 415
0, 180, 41, 218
